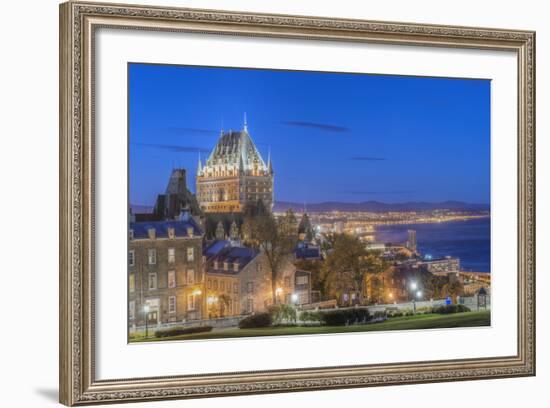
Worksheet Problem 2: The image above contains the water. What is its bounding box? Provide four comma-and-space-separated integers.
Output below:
374, 217, 491, 273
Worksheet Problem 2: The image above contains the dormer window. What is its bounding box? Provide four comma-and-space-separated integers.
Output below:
129, 229, 134, 240
187, 227, 194, 237
214, 261, 219, 269
167, 227, 175, 239
223, 262, 229, 271
233, 262, 239, 272
148, 228, 156, 240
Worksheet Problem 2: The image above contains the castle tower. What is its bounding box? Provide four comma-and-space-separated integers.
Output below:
196, 115, 274, 213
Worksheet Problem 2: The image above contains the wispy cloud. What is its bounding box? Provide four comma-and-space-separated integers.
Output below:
160, 127, 218, 136
281, 121, 349, 133
349, 190, 416, 195
350, 156, 387, 161
132, 142, 210, 154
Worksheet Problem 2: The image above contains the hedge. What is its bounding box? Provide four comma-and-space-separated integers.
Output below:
238, 313, 273, 329
154, 325, 212, 338
432, 304, 471, 314
320, 308, 370, 326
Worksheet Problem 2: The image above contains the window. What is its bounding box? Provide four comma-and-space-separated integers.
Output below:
129, 274, 135, 293
284, 277, 291, 287
233, 262, 239, 272
168, 270, 176, 288
187, 227, 194, 237
247, 282, 254, 294
296, 275, 309, 285
220, 281, 225, 292
233, 283, 238, 294
147, 249, 156, 265
207, 279, 212, 289
129, 229, 134, 240
187, 294, 196, 310
148, 273, 157, 290
214, 261, 219, 269
168, 296, 176, 314
256, 262, 262, 273
168, 248, 175, 264
246, 298, 254, 313
223, 262, 228, 271
213, 280, 218, 290
167, 227, 175, 239
129, 301, 135, 320
128, 250, 135, 266
187, 269, 195, 285
187, 247, 194, 262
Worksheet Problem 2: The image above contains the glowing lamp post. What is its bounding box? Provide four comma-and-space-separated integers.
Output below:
275, 287, 283, 304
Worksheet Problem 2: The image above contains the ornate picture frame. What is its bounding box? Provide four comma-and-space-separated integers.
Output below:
59, 1, 535, 405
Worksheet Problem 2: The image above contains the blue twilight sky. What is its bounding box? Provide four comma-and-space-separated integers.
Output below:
129, 63, 490, 207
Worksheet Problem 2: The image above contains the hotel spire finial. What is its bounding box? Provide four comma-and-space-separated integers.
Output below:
243, 112, 248, 132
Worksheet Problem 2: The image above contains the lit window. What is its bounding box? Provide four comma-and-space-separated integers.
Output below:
233, 283, 238, 294
207, 279, 212, 289
129, 301, 135, 320
213, 280, 218, 290
168, 296, 176, 314
220, 281, 225, 292
187, 247, 195, 262
168, 228, 175, 239
129, 274, 135, 293
128, 250, 135, 267
284, 277, 291, 287
168, 248, 175, 264
147, 249, 156, 265
148, 273, 157, 290
187, 269, 195, 285
233, 262, 239, 272
223, 262, 228, 271
246, 298, 254, 313
187, 294, 196, 310
247, 282, 254, 294
168, 270, 176, 288
296, 275, 308, 285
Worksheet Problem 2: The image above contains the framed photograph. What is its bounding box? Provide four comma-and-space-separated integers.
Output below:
59, 1, 536, 405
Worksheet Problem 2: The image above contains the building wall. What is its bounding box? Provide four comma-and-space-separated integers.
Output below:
237, 254, 296, 314
205, 273, 241, 318
128, 235, 204, 328
196, 173, 273, 213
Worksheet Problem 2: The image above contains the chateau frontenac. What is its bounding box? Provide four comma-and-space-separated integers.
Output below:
196, 116, 274, 213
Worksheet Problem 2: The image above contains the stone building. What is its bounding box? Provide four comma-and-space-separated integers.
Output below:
203, 240, 300, 315
196, 116, 274, 213
128, 211, 204, 329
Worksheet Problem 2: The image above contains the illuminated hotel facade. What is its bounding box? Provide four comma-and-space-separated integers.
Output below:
196, 116, 274, 213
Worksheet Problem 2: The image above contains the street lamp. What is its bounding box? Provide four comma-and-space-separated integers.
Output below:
291, 293, 299, 304
143, 304, 150, 339
416, 290, 423, 299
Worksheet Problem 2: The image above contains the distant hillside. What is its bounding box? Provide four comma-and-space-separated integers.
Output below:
273, 200, 490, 213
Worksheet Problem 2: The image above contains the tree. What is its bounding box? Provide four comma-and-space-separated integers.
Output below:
252, 211, 298, 305
298, 213, 314, 242
323, 234, 368, 305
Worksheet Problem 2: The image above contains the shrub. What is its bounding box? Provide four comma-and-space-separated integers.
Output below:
154, 325, 212, 338
300, 311, 322, 323
372, 311, 387, 320
319, 308, 370, 326
268, 304, 297, 325
432, 304, 471, 314
238, 313, 273, 329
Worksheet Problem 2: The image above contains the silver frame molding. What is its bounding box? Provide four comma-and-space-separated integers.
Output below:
59, 1, 536, 405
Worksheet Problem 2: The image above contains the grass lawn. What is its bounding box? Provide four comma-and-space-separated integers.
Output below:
130, 310, 490, 343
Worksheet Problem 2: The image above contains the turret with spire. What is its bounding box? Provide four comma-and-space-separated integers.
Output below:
196, 112, 274, 213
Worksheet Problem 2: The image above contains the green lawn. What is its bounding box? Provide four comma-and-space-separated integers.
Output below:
130, 310, 490, 343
